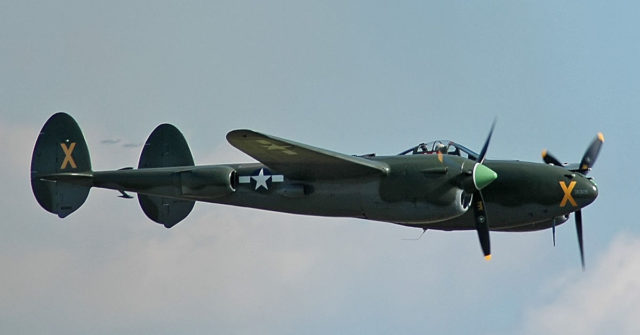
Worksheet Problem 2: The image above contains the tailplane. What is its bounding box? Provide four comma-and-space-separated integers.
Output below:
31, 113, 92, 218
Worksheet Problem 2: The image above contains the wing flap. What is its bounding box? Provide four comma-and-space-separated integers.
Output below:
226, 130, 389, 180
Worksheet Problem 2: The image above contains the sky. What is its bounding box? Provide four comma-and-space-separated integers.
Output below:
1, 1, 639, 334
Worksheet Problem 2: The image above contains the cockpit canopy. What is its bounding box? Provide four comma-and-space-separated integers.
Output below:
398, 140, 479, 160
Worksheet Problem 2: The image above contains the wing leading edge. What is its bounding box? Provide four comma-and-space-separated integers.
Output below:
226, 130, 389, 180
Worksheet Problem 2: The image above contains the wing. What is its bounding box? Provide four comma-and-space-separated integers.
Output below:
226, 130, 389, 180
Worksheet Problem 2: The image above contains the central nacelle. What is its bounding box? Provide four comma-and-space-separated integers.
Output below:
372, 155, 473, 224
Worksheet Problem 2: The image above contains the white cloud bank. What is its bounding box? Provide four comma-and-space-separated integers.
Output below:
521, 233, 640, 335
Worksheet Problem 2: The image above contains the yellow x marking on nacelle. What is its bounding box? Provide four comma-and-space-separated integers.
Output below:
60, 142, 77, 169
559, 180, 577, 207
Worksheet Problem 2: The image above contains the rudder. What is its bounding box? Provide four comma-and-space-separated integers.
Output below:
31, 113, 92, 218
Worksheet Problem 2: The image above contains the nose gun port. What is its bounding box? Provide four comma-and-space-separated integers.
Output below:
573, 176, 598, 207
586, 178, 598, 203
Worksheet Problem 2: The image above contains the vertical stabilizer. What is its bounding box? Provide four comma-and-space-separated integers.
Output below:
138, 124, 195, 228
31, 113, 92, 218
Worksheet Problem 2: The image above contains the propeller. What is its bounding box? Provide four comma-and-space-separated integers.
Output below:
575, 210, 585, 270
472, 121, 497, 260
542, 132, 604, 176
542, 149, 563, 167
541, 133, 604, 269
400, 122, 498, 260
578, 133, 605, 175
474, 190, 491, 260
477, 121, 496, 164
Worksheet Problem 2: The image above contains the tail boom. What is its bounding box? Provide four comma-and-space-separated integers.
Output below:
31, 113, 237, 227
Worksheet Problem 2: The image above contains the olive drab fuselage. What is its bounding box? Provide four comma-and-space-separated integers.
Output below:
31, 113, 601, 264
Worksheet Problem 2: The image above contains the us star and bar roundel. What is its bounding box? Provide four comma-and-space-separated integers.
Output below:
238, 168, 284, 191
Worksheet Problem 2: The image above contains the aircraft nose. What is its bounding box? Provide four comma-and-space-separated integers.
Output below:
574, 176, 598, 207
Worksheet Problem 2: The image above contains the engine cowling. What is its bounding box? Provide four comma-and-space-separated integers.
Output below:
180, 166, 238, 198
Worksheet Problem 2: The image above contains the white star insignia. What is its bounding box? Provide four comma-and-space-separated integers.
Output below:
256, 140, 297, 155
251, 168, 271, 190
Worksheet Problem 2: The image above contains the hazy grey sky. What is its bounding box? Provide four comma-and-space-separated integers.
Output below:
2, 1, 639, 334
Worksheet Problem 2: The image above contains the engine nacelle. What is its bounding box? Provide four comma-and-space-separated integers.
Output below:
180, 166, 238, 198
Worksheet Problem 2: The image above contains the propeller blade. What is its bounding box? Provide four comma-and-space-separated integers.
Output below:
542, 149, 563, 167
477, 119, 496, 164
579, 133, 604, 174
575, 210, 585, 270
472, 121, 497, 260
552, 218, 556, 246
473, 191, 491, 260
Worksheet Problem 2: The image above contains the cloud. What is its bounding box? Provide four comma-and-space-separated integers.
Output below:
0, 202, 391, 334
520, 233, 640, 335
100, 138, 121, 145
100, 138, 141, 148
0, 120, 38, 171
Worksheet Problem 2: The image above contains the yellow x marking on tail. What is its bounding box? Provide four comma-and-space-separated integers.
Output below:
60, 142, 77, 169
559, 180, 577, 207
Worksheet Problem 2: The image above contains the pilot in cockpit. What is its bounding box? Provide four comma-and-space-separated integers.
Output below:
402, 141, 475, 159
